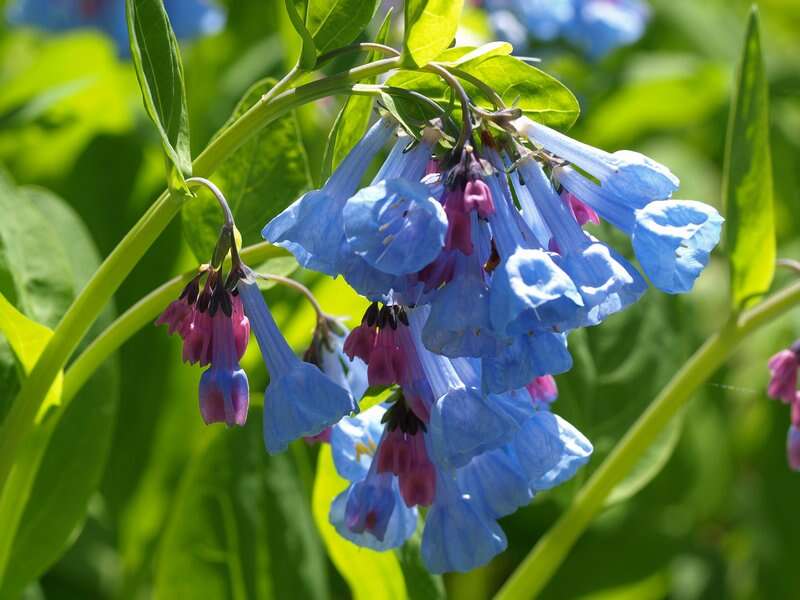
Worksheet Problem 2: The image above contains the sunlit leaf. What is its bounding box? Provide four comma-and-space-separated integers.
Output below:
388, 52, 580, 130
723, 7, 775, 310
312, 445, 406, 600
127, 0, 192, 178
403, 0, 465, 67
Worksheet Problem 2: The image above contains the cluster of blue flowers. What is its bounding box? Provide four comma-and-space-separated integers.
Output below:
247, 112, 723, 572
6, 0, 224, 54
485, 0, 650, 58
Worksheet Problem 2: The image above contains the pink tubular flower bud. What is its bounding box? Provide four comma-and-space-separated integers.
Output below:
767, 349, 799, 404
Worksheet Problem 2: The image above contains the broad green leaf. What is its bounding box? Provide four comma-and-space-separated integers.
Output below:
182, 78, 312, 262
403, 0, 465, 67
321, 8, 393, 179
307, 0, 380, 54
723, 7, 775, 309
0, 187, 119, 597
396, 526, 445, 600
387, 54, 580, 130
0, 171, 74, 331
312, 445, 406, 600
126, 0, 192, 178
605, 409, 686, 506
155, 408, 328, 600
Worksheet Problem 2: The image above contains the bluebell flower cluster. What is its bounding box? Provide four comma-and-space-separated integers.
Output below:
6, 0, 225, 55
260, 108, 721, 571
485, 0, 650, 59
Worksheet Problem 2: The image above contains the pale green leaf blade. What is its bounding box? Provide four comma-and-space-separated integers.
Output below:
723, 7, 775, 309
312, 445, 407, 600
403, 0, 465, 67
126, 0, 192, 177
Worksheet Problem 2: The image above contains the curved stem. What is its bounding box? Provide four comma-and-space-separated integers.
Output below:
0, 56, 402, 487
316, 42, 401, 66
425, 63, 473, 150
186, 177, 234, 227
447, 66, 507, 110
494, 280, 800, 600
251, 272, 325, 321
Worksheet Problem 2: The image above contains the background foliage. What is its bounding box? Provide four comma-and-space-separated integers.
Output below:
0, 0, 799, 598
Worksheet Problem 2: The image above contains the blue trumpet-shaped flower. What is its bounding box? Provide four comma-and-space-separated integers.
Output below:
481, 331, 573, 395
512, 410, 593, 490
263, 118, 396, 276
516, 117, 678, 205
456, 445, 534, 519
484, 163, 583, 336
422, 218, 508, 358
410, 311, 531, 468
631, 200, 724, 294
516, 157, 646, 326
238, 280, 357, 454
557, 165, 723, 294
7, 0, 225, 55
329, 407, 418, 550
343, 178, 448, 276
421, 473, 507, 574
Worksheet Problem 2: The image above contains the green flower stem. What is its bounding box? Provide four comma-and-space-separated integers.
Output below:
495, 280, 800, 600
0, 56, 402, 488
61, 242, 280, 407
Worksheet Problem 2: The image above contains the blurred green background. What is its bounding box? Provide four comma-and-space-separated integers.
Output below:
0, 0, 799, 598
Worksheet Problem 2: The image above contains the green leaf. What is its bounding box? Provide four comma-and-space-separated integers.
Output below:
284, 0, 317, 69
0, 187, 119, 596
723, 7, 775, 310
126, 0, 192, 178
396, 525, 445, 600
0, 172, 74, 331
403, 0, 465, 67
181, 78, 312, 262
321, 8, 393, 179
155, 408, 328, 600
605, 409, 686, 506
388, 53, 580, 130
307, 0, 381, 54
312, 445, 407, 600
